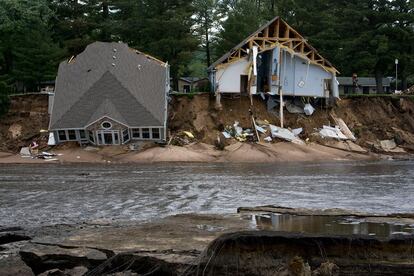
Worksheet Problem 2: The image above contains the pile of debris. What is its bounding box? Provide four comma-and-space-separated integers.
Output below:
222, 120, 304, 145
20, 141, 60, 162
169, 131, 197, 146
222, 121, 256, 143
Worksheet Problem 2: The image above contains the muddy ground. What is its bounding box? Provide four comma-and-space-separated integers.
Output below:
0, 94, 49, 153
1, 209, 413, 275
1, 93, 414, 162
169, 93, 414, 152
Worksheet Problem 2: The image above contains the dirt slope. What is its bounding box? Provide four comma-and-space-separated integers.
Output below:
0, 94, 49, 152
1, 93, 414, 154
170, 94, 414, 152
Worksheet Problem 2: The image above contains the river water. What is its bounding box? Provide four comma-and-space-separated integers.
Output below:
1, 160, 414, 227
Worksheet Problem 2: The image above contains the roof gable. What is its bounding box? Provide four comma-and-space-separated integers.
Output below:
209, 17, 338, 74
51, 70, 162, 129
50, 42, 167, 130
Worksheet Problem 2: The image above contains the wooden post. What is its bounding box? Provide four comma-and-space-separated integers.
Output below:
279, 89, 284, 128
215, 91, 222, 110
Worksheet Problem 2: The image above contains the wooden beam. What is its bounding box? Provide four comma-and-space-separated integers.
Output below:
274, 19, 280, 38
264, 26, 269, 38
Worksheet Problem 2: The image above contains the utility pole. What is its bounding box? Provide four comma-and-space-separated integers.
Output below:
395, 59, 399, 93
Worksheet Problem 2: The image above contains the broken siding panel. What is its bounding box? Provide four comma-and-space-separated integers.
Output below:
281, 53, 332, 97
216, 59, 250, 93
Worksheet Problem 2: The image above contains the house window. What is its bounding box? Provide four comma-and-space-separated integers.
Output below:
132, 129, 141, 139
142, 128, 150, 139
68, 130, 77, 140
101, 121, 112, 129
152, 128, 160, 139
79, 130, 86, 139
58, 130, 67, 141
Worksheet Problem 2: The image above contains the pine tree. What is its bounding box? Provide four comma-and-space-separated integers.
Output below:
117, 0, 198, 89
0, 0, 62, 92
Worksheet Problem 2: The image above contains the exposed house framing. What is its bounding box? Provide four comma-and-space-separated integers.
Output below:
209, 17, 340, 129
212, 17, 338, 74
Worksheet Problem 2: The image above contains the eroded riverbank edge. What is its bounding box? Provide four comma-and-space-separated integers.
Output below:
1, 207, 414, 275
1, 141, 409, 165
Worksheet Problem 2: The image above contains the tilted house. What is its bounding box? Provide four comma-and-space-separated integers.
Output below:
208, 17, 339, 104
49, 42, 169, 146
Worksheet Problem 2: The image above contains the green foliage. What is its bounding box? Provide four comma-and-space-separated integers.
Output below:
0, 82, 10, 117
213, 0, 414, 90
0, 0, 62, 91
116, 0, 198, 89
214, 0, 265, 59
0, 0, 413, 92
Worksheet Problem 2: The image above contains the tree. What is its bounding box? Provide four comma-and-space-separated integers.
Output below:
117, 0, 198, 89
193, 0, 223, 67
214, 0, 265, 58
0, 0, 62, 92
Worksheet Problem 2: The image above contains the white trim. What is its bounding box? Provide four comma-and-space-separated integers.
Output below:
84, 116, 128, 129
163, 63, 169, 141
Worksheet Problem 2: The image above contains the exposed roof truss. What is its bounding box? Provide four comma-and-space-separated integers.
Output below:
211, 17, 338, 74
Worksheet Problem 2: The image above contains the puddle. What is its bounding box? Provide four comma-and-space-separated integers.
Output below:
247, 213, 414, 239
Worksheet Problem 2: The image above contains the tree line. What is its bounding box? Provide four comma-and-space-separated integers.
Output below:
0, 0, 413, 98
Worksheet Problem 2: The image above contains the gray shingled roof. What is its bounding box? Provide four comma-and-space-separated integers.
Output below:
50, 42, 167, 130
337, 77, 391, 87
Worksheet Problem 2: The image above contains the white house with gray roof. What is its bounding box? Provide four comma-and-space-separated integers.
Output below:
49, 42, 169, 146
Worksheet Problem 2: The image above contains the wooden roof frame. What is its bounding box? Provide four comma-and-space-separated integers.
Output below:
209, 17, 339, 74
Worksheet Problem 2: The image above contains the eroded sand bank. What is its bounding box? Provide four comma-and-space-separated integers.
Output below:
0, 141, 378, 164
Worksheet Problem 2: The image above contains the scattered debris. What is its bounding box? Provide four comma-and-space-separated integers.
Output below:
128, 143, 140, 151
233, 122, 243, 136
286, 101, 304, 114
270, 124, 304, 145
330, 112, 356, 141
20, 147, 31, 157
30, 141, 39, 149
222, 131, 232, 139
319, 126, 348, 140
183, 131, 195, 139
264, 137, 273, 142
304, 103, 315, 116
292, 128, 303, 136
221, 121, 255, 143
19, 145, 60, 161
255, 125, 267, 134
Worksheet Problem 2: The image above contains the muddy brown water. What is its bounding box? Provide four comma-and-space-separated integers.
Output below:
1, 160, 414, 228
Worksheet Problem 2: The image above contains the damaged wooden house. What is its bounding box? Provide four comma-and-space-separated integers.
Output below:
49, 42, 169, 146
208, 17, 339, 112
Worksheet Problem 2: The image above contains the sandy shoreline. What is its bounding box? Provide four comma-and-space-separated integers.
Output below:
0, 141, 381, 165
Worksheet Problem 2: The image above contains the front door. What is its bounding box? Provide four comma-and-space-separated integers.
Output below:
97, 130, 120, 145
